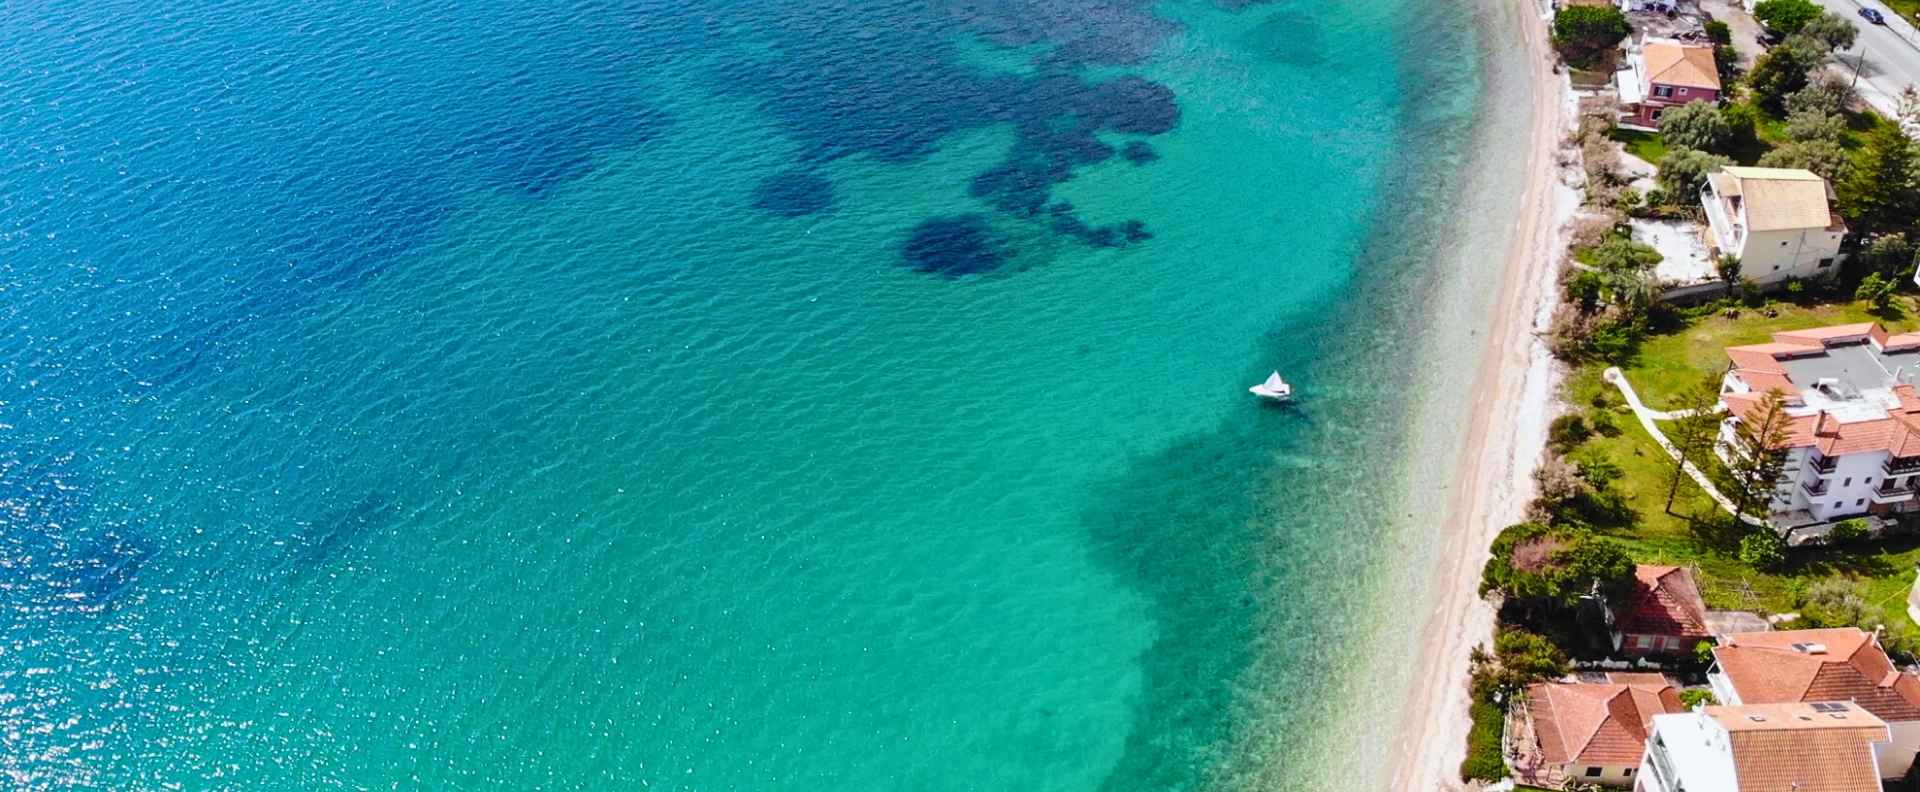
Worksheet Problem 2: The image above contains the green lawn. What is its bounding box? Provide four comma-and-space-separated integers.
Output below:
1610, 128, 1668, 165
1615, 299, 1918, 412
1558, 298, 1920, 643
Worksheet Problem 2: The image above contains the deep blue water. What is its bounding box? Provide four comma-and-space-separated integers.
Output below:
1, 0, 1495, 788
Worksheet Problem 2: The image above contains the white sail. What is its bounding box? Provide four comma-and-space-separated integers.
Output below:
1250, 371, 1292, 401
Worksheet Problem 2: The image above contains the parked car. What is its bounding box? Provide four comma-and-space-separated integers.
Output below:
1860, 6, 1888, 24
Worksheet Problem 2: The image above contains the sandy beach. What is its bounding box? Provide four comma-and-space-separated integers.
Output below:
1381, 0, 1576, 787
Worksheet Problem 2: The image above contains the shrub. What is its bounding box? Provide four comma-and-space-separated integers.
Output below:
1662, 101, 1733, 153
1716, 43, 1743, 82
1553, 6, 1630, 65
1549, 414, 1593, 449
1590, 409, 1623, 438
1755, 0, 1823, 34
1570, 211, 1625, 249
1459, 695, 1506, 782
1785, 108, 1848, 143
1658, 148, 1734, 202
1799, 11, 1860, 51
1832, 517, 1871, 544
1862, 233, 1915, 278
1723, 101, 1761, 149
1758, 139, 1851, 181
1787, 75, 1856, 119
1857, 271, 1896, 310
1739, 530, 1789, 569
1705, 19, 1732, 44
1799, 578, 1871, 627
1679, 687, 1717, 708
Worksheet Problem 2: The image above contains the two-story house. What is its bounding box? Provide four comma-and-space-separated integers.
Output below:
1613, 565, 1710, 657
1717, 323, 1920, 531
1635, 701, 1889, 792
1618, 39, 1721, 129
1702, 166, 1847, 284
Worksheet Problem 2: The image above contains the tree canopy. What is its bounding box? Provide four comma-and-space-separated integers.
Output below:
1749, 38, 1829, 113
1481, 522, 1636, 610
1840, 123, 1920, 238
1798, 11, 1860, 51
1755, 0, 1824, 34
1661, 101, 1732, 153
1657, 148, 1733, 202
1552, 6, 1630, 65
1759, 139, 1851, 181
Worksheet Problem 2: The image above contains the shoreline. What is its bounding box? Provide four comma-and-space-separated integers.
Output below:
1381, 0, 1575, 786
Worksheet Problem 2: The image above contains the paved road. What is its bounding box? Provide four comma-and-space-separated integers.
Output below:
1812, 0, 1920, 116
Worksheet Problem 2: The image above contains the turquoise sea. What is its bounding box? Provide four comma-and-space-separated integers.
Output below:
1, 0, 1532, 788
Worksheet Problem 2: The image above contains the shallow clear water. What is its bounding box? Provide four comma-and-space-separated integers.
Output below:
1, 0, 1509, 788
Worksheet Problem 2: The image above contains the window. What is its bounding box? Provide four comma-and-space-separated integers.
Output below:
1586, 767, 1602, 777
1782, 240, 1791, 246
1655, 85, 1674, 98
1858, 498, 1866, 506
1820, 257, 1835, 268
1627, 768, 1636, 777
1678, 87, 1690, 96
1845, 478, 1852, 486
1836, 501, 1844, 509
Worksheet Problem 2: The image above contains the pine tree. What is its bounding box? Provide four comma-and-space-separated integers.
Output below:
1665, 374, 1726, 513
1841, 123, 1920, 238
1728, 389, 1793, 520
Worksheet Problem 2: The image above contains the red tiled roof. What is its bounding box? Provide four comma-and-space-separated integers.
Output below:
1526, 674, 1683, 767
1709, 702, 1889, 792
1720, 324, 1920, 455
1772, 323, 1880, 346
1713, 628, 1920, 722
1617, 565, 1709, 638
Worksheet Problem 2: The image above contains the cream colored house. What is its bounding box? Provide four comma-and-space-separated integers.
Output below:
1701, 167, 1846, 285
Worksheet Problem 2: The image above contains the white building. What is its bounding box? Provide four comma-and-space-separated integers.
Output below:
1719, 322, 1920, 530
1707, 628, 1920, 780
1635, 701, 1889, 792
1702, 167, 1846, 285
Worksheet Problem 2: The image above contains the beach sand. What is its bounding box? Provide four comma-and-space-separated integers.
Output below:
1381, 0, 1577, 787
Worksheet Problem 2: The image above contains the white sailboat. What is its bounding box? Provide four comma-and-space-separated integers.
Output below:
1249, 371, 1291, 402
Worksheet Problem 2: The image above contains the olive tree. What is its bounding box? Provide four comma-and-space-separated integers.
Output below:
1660, 101, 1732, 153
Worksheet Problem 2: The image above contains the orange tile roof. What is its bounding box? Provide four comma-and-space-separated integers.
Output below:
1643, 40, 1723, 91
1721, 323, 1920, 456
1772, 322, 1879, 346
1526, 674, 1682, 767
1618, 565, 1709, 638
1714, 628, 1920, 722
1706, 702, 1888, 792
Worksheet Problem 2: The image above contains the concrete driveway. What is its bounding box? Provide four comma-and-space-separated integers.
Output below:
1812, 0, 1920, 117
1702, 0, 1768, 67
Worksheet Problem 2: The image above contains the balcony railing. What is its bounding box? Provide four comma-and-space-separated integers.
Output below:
1809, 455, 1838, 474
1886, 457, 1920, 476
1874, 481, 1918, 503
1804, 480, 1830, 497
1700, 188, 1745, 252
